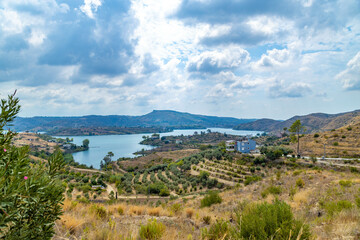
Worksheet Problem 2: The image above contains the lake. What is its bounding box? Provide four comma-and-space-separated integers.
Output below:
56, 128, 262, 169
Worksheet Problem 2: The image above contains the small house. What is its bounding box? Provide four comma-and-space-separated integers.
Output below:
236, 139, 256, 153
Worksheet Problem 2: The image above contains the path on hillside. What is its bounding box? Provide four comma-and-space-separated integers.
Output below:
111, 162, 127, 174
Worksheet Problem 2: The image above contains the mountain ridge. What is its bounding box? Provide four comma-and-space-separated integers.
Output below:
234, 109, 360, 133
12, 110, 256, 132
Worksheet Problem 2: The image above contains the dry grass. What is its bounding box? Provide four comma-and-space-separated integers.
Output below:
185, 208, 194, 218
59, 214, 85, 236
129, 206, 146, 215
148, 207, 161, 216
291, 189, 312, 209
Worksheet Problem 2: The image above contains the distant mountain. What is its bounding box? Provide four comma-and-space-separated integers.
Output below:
233, 118, 282, 132
234, 109, 360, 133
11, 110, 256, 132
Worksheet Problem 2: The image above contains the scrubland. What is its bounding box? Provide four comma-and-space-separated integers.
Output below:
54, 161, 360, 239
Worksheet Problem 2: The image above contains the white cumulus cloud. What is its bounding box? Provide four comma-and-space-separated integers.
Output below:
80, 0, 102, 19
336, 51, 360, 90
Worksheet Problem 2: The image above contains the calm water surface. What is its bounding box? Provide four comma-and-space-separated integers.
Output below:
56, 128, 262, 169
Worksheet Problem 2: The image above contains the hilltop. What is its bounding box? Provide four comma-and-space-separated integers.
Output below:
234, 109, 360, 133
12, 110, 256, 134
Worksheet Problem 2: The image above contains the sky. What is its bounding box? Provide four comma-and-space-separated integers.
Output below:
0, 0, 359, 120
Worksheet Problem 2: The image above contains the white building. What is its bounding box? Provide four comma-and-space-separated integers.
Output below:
225, 140, 236, 151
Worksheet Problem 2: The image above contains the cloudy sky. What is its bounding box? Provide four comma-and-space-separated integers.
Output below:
0, 0, 359, 119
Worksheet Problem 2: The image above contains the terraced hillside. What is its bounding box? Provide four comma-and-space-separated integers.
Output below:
114, 149, 273, 197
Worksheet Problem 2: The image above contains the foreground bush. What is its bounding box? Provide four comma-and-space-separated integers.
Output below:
0, 93, 65, 239
139, 218, 165, 240
234, 200, 311, 240
201, 191, 222, 208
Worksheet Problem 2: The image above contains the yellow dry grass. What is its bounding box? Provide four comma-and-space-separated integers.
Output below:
290, 189, 312, 209
148, 207, 161, 216
129, 205, 146, 215
185, 208, 194, 218
59, 213, 85, 235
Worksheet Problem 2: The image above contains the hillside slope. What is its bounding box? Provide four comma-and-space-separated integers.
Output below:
289, 116, 360, 157
234, 109, 360, 133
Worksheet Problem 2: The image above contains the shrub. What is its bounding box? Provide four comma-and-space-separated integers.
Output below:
234, 200, 311, 240
139, 219, 165, 240
90, 204, 107, 219
333, 142, 339, 146
0, 93, 65, 239
339, 180, 352, 187
261, 185, 282, 198
322, 200, 353, 217
117, 206, 124, 215
203, 216, 211, 225
313, 133, 319, 138
159, 187, 170, 196
244, 175, 262, 186
296, 178, 305, 188
185, 208, 194, 218
289, 185, 297, 200
201, 191, 222, 208
201, 219, 229, 240
170, 203, 182, 214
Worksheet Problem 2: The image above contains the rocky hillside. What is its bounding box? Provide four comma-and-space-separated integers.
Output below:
234, 109, 360, 133
289, 116, 360, 157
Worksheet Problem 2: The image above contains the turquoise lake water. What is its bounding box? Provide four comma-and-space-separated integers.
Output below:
56, 128, 262, 169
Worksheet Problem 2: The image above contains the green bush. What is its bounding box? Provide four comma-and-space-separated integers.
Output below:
0, 93, 65, 239
201, 191, 222, 208
313, 133, 319, 138
244, 175, 262, 185
339, 180, 352, 187
261, 185, 282, 198
333, 142, 339, 146
234, 200, 311, 240
139, 219, 165, 240
296, 178, 305, 188
201, 219, 229, 240
159, 187, 170, 196
322, 200, 353, 217
170, 203, 182, 214
90, 204, 107, 219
